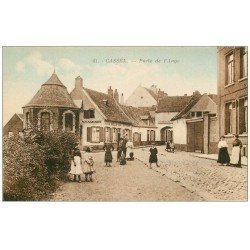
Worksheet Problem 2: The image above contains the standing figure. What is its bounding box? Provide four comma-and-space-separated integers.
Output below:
82, 147, 95, 182
69, 148, 83, 183
117, 139, 123, 162
149, 143, 159, 168
103, 141, 114, 167
169, 140, 175, 153
126, 139, 134, 160
121, 136, 128, 157
166, 141, 171, 152
217, 136, 230, 166
230, 134, 243, 167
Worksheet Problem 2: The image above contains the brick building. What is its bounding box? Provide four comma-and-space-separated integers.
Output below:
217, 46, 248, 156
3, 113, 24, 137
22, 70, 79, 133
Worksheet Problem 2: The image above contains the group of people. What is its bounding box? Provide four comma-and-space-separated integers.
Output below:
69, 133, 242, 183
217, 134, 243, 167
69, 145, 95, 183
69, 136, 135, 183
103, 136, 134, 167
165, 140, 175, 153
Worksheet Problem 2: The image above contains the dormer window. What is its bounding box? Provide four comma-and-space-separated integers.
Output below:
84, 109, 95, 119
190, 111, 203, 119
102, 99, 109, 106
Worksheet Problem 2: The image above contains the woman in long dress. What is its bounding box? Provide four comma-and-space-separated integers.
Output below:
117, 139, 123, 162
217, 136, 230, 166
126, 139, 134, 160
149, 143, 159, 168
103, 141, 114, 167
82, 147, 95, 182
230, 134, 243, 167
69, 148, 83, 182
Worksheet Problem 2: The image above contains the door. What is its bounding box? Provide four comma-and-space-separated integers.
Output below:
187, 121, 204, 152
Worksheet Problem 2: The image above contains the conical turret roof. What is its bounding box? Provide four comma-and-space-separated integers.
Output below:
23, 71, 77, 108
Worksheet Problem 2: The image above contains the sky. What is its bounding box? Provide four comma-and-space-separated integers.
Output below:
3, 46, 217, 125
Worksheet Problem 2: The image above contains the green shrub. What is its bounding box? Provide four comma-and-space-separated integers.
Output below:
3, 131, 79, 201
34, 130, 78, 174
3, 136, 53, 201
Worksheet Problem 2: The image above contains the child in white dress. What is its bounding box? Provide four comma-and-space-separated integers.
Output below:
69, 149, 83, 183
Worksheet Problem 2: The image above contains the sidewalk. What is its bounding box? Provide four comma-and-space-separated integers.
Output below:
191, 153, 248, 166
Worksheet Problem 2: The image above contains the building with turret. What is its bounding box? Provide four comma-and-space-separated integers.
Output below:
22, 70, 79, 133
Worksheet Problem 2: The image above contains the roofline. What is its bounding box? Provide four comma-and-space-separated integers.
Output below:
22, 105, 79, 109
82, 88, 107, 120
170, 94, 202, 121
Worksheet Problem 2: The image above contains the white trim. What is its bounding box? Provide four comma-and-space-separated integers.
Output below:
37, 109, 53, 131
238, 76, 248, 82
62, 110, 76, 133
224, 83, 235, 88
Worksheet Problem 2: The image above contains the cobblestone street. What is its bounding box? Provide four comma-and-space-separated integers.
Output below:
50, 146, 247, 201
50, 149, 203, 201
135, 146, 247, 201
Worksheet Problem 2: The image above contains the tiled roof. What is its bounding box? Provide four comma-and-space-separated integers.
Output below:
17, 113, 24, 121
208, 94, 218, 105
83, 88, 132, 124
120, 105, 156, 127
23, 72, 77, 108
156, 95, 192, 113
171, 92, 202, 121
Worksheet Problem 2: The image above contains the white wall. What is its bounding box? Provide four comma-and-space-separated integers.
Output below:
125, 86, 157, 107
173, 118, 187, 145
154, 112, 178, 141
132, 126, 156, 141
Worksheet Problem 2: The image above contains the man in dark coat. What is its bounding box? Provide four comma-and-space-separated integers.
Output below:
121, 136, 128, 157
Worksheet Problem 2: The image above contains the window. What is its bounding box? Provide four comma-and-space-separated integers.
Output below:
92, 127, 100, 142
105, 127, 111, 142
25, 112, 30, 129
239, 97, 247, 134
41, 112, 51, 131
147, 130, 150, 141
240, 47, 248, 78
190, 111, 203, 118
196, 111, 202, 118
65, 113, 73, 132
225, 102, 233, 134
226, 53, 234, 86
113, 128, 118, 142
84, 109, 95, 119
150, 130, 155, 141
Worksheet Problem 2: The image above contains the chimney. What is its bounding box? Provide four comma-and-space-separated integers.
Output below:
75, 76, 83, 89
150, 84, 157, 94
158, 89, 165, 99
108, 86, 113, 97
193, 90, 200, 96
120, 93, 124, 105
114, 89, 119, 103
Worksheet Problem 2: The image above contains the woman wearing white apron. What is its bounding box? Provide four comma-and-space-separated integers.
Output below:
126, 140, 134, 160
230, 134, 243, 167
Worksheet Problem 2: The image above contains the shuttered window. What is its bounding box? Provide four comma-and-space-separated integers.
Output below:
87, 127, 92, 142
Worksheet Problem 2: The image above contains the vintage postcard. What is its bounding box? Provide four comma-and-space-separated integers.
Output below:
2, 46, 248, 201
